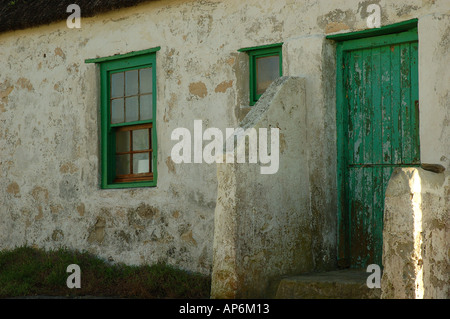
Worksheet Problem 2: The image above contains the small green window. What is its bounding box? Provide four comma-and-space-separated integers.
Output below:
86, 47, 160, 189
239, 43, 283, 106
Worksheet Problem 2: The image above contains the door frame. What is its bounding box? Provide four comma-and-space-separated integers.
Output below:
327, 19, 419, 268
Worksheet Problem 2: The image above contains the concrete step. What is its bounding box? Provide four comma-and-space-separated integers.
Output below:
275, 269, 381, 299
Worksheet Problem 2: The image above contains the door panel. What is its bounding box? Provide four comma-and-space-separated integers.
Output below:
343, 39, 419, 268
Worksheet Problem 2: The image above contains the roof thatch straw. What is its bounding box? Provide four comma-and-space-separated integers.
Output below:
0, 0, 154, 33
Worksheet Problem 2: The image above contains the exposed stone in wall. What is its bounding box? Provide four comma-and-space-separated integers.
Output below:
215, 80, 233, 93
6, 182, 20, 198
16, 77, 34, 91
189, 81, 208, 98
87, 216, 106, 244
0, 81, 14, 113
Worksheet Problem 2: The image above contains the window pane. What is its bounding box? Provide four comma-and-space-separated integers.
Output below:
116, 154, 130, 175
133, 129, 149, 151
133, 153, 150, 174
256, 55, 279, 95
111, 98, 124, 124
116, 130, 130, 153
111, 72, 124, 98
125, 96, 139, 122
140, 94, 153, 120
125, 70, 139, 96
140, 68, 152, 94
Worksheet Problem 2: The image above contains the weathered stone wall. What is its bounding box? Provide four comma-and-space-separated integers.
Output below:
211, 76, 314, 298
0, 0, 449, 283
382, 168, 449, 299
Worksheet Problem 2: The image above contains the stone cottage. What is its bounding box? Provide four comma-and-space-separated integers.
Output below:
0, 0, 448, 298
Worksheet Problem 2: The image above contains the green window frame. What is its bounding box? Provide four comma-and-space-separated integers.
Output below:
238, 43, 283, 106
86, 47, 160, 189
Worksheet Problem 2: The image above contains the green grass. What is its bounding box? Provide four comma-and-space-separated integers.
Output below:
0, 246, 211, 299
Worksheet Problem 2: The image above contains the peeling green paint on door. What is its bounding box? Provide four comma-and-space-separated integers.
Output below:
335, 27, 420, 268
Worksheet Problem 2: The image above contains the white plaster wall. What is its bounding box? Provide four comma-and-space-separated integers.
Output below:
418, 13, 450, 170
284, 35, 337, 269
0, 0, 448, 277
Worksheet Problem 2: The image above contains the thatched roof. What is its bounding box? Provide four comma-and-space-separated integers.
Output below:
0, 0, 154, 33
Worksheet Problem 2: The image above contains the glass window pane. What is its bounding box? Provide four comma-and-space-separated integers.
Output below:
140, 68, 152, 94
111, 98, 124, 124
140, 94, 153, 120
116, 154, 130, 176
116, 130, 130, 153
125, 70, 139, 96
111, 72, 124, 98
256, 55, 279, 95
125, 96, 139, 122
133, 129, 149, 151
133, 153, 150, 174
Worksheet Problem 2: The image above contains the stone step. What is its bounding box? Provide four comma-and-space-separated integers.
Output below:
275, 269, 381, 299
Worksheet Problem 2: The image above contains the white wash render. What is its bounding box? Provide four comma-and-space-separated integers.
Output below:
0, 0, 449, 298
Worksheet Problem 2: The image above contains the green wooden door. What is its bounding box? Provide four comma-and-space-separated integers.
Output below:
337, 28, 420, 268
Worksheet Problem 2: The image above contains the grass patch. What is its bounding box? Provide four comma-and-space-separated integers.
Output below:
0, 246, 211, 299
